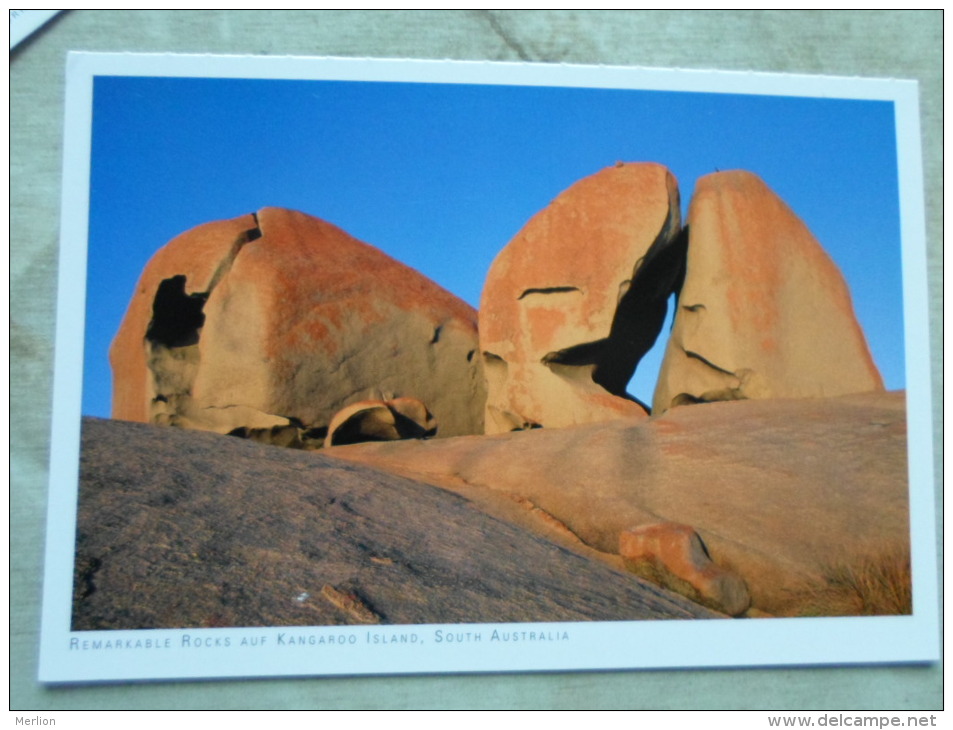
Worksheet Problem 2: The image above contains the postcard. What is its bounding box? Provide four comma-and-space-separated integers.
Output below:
39, 52, 938, 683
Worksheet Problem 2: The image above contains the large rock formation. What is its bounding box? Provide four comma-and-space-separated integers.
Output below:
110, 207, 485, 443
329, 391, 911, 617
73, 417, 717, 629
653, 171, 884, 413
479, 163, 685, 433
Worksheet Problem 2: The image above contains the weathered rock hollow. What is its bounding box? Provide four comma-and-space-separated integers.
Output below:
110, 207, 486, 445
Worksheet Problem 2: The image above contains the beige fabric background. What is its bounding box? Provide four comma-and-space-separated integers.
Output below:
10, 10, 942, 710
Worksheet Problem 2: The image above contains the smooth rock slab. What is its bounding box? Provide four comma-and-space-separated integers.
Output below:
330, 391, 910, 617
73, 417, 717, 630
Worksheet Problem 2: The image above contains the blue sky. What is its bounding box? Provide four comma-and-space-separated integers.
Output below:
83, 74, 904, 416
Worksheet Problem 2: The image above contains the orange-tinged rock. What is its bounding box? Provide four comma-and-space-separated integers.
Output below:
480, 163, 684, 433
619, 522, 750, 616
110, 208, 484, 442
653, 170, 884, 412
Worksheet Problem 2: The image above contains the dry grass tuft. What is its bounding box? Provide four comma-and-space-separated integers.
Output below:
800, 548, 912, 617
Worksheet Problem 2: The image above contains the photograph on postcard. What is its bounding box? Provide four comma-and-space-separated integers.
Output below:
39, 53, 938, 683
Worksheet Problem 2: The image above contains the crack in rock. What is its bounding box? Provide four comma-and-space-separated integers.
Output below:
519, 286, 582, 300
683, 349, 738, 378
